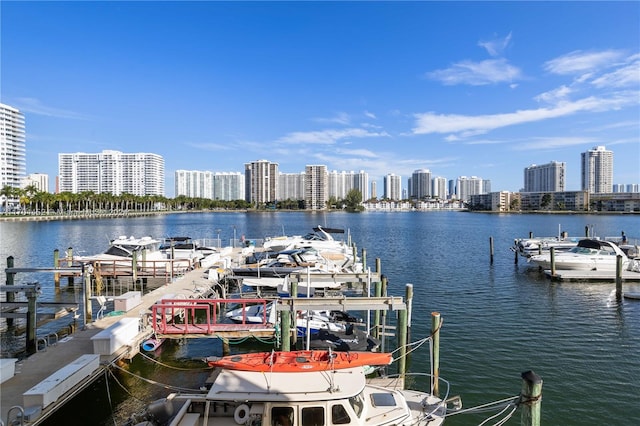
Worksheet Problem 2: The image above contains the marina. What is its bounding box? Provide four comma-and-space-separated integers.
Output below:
1, 212, 639, 425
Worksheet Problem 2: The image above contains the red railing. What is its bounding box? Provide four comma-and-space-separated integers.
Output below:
151, 298, 273, 335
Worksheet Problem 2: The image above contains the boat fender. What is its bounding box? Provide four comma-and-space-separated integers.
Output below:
234, 404, 251, 424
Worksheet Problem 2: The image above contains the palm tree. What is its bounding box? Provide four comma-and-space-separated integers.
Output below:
1, 185, 17, 213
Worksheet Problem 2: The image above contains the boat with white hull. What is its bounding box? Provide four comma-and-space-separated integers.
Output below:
528, 239, 631, 271
126, 363, 450, 426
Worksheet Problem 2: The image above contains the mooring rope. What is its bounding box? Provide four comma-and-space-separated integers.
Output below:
444, 395, 520, 417
111, 363, 204, 392
138, 350, 213, 371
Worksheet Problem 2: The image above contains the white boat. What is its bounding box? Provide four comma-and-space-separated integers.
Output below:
77, 235, 197, 273
127, 363, 450, 426
225, 301, 351, 335
528, 239, 631, 271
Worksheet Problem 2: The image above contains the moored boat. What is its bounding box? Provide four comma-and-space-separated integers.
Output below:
528, 239, 631, 271
206, 350, 393, 372
126, 364, 450, 426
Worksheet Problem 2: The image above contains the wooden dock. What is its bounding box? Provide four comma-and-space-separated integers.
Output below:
0, 265, 225, 425
544, 269, 640, 282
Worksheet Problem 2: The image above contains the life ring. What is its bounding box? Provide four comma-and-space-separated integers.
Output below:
86, 264, 94, 274
234, 404, 251, 424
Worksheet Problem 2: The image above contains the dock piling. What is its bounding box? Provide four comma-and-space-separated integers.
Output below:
66, 247, 73, 286
397, 307, 407, 379
616, 255, 623, 299
489, 237, 494, 264
84, 270, 92, 324
53, 249, 60, 287
6, 256, 15, 327
550, 247, 556, 277
431, 312, 441, 397
520, 370, 543, 426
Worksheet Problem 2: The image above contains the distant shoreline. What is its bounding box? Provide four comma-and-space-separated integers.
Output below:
0, 209, 636, 222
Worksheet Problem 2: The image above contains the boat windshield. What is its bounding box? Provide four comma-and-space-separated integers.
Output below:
348, 392, 365, 418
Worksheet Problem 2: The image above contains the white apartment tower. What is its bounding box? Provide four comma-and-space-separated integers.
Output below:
175, 170, 244, 201
432, 176, 447, 199
581, 146, 613, 193
456, 176, 488, 202
305, 165, 328, 210
244, 160, 278, 205
383, 174, 402, 201
58, 150, 164, 196
328, 170, 369, 200
524, 161, 566, 192
278, 172, 305, 200
21, 173, 49, 193
0, 103, 26, 193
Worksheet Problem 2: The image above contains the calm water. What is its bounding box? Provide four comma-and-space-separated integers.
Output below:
1, 212, 639, 425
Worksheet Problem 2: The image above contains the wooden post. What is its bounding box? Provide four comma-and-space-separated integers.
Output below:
489, 237, 494, 264
373, 281, 381, 339
132, 251, 138, 283
375, 258, 381, 276
222, 338, 230, 356
550, 247, 556, 277
26, 290, 38, 355
53, 249, 60, 287
397, 308, 407, 379
84, 270, 92, 324
514, 240, 519, 264
6, 256, 15, 326
529, 231, 533, 238
380, 275, 388, 353
280, 309, 291, 351
616, 255, 623, 299
431, 312, 441, 397
66, 247, 73, 285
520, 371, 543, 426
405, 284, 413, 344
361, 248, 367, 274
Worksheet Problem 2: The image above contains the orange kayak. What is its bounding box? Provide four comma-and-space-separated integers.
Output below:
207, 350, 393, 372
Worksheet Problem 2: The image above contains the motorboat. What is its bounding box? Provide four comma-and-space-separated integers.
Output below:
126, 361, 450, 426
263, 225, 347, 252
528, 239, 631, 271
205, 350, 393, 372
514, 236, 581, 258
77, 235, 197, 273
224, 301, 356, 336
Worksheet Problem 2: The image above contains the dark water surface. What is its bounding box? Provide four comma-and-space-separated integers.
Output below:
1, 212, 639, 425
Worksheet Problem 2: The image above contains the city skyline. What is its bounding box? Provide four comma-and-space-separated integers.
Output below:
2, 2, 638, 197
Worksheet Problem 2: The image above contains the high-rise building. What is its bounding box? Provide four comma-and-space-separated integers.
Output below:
581, 146, 613, 193
432, 176, 447, 199
305, 165, 328, 210
327, 170, 369, 200
409, 169, 431, 199
456, 176, 488, 202
278, 172, 305, 200
370, 181, 377, 200
524, 161, 565, 192
383, 174, 402, 200
175, 170, 244, 200
21, 173, 49, 193
58, 150, 164, 196
244, 160, 278, 205
0, 103, 26, 195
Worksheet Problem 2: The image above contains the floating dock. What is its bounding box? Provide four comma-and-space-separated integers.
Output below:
543, 269, 640, 282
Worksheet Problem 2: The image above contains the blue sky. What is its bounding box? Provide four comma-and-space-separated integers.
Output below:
2, 1, 639, 197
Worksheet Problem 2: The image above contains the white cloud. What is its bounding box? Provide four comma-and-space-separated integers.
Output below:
364, 110, 377, 119
544, 49, 625, 75
413, 93, 638, 136
426, 58, 522, 86
277, 128, 389, 145
513, 137, 597, 151
535, 85, 573, 104
478, 32, 512, 57
334, 148, 378, 158
313, 112, 351, 125
13, 97, 87, 119
591, 60, 640, 88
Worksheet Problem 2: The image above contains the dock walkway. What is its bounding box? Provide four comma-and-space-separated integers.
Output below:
0, 265, 218, 425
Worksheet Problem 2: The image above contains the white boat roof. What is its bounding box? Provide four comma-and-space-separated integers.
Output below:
206, 366, 366, 402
